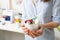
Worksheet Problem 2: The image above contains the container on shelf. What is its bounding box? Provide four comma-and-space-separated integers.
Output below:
3, 10, 14, 24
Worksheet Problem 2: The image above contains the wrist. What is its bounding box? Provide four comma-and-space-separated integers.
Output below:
38, 24, 45, 30
41, 24, 46, 28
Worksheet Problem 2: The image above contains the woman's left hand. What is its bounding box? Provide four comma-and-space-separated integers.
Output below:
30, 25, 45, 38
36, 25, 45, 36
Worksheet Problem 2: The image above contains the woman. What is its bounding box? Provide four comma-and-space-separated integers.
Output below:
20, 0, 60, 40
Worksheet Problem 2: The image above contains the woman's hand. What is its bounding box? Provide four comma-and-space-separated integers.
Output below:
22, 25, 45, 38
35, 25, 45, 37
22, 27, 37, 38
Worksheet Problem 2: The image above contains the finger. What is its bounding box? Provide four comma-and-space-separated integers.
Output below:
22, 27, 27, 30
20, 24, 25, 27
36, 28, 43, 36
24, 28, 28, 32
23, 29, 29, 34
31, 30, 42, 37
37, 26, 44, 34
31, 30, 39, 36
29, 31, 36, 38
22, 27, 29, 34
30, 33, 36, 38
24, 31, 28, 34
36, 30, 43, 35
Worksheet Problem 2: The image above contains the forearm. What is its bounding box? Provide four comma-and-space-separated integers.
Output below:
42, 21, 59, 29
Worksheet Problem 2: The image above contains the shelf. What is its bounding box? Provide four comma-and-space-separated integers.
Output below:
0, 23, 24, 34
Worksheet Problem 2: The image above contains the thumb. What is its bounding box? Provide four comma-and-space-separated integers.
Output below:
36, 27, 44, 34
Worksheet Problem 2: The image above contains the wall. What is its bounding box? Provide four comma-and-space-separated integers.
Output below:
0, 0, 9, 9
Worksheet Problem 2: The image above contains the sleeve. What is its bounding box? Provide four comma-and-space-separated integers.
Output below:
53, 0, 60, 25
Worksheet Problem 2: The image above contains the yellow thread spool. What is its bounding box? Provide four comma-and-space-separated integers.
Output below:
15, 19, 21, 23
14, 16, 21, 23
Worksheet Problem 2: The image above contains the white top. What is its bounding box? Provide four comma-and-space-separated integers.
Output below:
22, 0, 60, 40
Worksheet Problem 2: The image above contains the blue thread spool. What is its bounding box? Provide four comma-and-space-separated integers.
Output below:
5, 16, 10, 21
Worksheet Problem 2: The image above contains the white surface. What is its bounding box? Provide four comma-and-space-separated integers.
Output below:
0, 15, 23, 33
0, 0, 9, 9
0, 23, 24, 33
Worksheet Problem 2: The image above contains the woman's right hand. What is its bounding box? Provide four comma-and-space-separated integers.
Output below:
21, 23, 29, 34
22, 27, 38, 38
22, 27, 29, 34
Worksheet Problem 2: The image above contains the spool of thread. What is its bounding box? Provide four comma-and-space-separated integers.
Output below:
14, 16, 21, 23
15, 19, 21, 23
